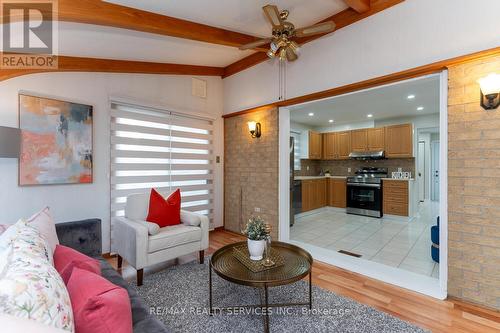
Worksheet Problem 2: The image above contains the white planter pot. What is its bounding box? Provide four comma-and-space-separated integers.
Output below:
247, 239, 266, 261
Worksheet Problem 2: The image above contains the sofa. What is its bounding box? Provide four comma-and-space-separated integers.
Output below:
55, 219, 170, 333
112, 192, 209, 286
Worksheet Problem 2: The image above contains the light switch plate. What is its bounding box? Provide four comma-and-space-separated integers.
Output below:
192, 78, 207, 98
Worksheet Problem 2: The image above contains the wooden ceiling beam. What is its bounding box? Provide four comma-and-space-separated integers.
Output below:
29, 0, 260, 48
0, 54, 224, 82
223, 0, 404, 78
343, 0, 371, 13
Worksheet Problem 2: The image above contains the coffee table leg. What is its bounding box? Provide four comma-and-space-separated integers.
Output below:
264, 285, 269, 333
309, 271, 312, 310
209, 263, 213, 316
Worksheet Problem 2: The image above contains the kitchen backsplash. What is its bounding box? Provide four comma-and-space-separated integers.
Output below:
296, 158, 415, 177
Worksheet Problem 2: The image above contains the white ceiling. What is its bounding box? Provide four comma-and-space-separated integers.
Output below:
105, 0, 348, 37
57, 23, 253, 67
290, 75, 441, 127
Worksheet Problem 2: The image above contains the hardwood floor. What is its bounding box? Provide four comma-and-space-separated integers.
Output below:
109, 229, 500, 333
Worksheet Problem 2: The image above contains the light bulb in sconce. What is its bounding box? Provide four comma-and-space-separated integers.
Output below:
247, 121, 261, 138
478, 73, 500, 110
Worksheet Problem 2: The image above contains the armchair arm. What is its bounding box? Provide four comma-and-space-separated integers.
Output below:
112, 217, 149, 269
180, 210, 209, 250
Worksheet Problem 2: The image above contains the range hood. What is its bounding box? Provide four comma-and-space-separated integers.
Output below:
0, 126, 21, 158
348, 150, 385, 160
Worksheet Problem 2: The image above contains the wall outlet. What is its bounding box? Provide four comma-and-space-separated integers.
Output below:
306, 166, 310, 171
348, 167, 351, 173
254, 207, 261, 213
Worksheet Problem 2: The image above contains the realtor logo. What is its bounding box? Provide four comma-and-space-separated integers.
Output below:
1, 0, 58, 69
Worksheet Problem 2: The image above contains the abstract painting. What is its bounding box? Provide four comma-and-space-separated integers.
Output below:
19, 94, 93, 186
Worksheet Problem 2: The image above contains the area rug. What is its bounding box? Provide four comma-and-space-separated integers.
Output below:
131, 258, 428, 333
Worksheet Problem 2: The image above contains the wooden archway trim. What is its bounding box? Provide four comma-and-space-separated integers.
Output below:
0, 54, 225, 82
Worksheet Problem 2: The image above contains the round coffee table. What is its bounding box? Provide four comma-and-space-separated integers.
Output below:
209, 241, 313, 333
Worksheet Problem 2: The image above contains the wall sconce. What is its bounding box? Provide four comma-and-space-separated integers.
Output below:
478, 73, 500, 110
247, 121, 261, 138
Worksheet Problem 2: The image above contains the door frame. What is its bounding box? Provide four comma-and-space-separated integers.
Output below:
431, 140, 440, 201
417, 140, 426, 202
278, 72, 448, 299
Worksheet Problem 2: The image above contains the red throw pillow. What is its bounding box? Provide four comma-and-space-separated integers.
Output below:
146, 189, 181, 228
54, 244, 101, 284
67, 267, 132, 333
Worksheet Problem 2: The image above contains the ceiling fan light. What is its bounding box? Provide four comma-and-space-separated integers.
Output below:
279, 48, 287, 61
270, 41, 279, 52
267, 49, 276, 59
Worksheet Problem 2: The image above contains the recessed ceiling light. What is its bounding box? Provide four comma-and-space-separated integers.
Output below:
328, 119, 334, 123
407, 94, 415, 99
308, 112, 314, 116
417, 106, 424, 111
367, 114, 373, 118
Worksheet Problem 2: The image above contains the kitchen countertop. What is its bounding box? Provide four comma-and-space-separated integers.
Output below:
381, 178, 415, 181
294, 175, 348, 180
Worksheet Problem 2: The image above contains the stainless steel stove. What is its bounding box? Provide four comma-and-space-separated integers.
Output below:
346, 167, 388, 218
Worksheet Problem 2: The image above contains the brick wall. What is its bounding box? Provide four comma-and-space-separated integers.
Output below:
224, 108, 279, 239
448, 55, 500, 309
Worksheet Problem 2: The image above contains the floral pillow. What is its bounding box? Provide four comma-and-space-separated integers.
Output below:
0, 220, 74, 332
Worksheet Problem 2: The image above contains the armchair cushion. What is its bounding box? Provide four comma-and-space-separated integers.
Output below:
132, 220, 161, 236
181, 210, 201, 227
148, 224, 201, 253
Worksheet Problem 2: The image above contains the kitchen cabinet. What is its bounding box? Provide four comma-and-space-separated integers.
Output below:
327, 178, 347, 208
385, 124, 413, 158
367, 127, 385, 151
321, 131, 351, 160
322, 132, 336, 160
336, 131, 351, 160
302, 178, 327, 212
383, 180, 409, 216
308, 131, 322, 159
351, 129, 368, 152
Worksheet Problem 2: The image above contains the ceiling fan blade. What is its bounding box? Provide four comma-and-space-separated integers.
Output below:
294, 21, 336, 37
262, 5, 283, 28
239, 38, 273, 50
286, 47, 298, 62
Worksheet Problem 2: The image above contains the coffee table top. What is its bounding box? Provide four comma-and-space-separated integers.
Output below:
210, 241, 313, 288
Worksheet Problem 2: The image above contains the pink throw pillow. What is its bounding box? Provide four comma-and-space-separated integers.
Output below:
54, 244, 101, 284
67, 268, 132, 333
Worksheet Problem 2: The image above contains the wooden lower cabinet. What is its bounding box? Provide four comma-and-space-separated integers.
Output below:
383, 180, 409, 216
327, 178, 347, 208
302, 178, 327, 212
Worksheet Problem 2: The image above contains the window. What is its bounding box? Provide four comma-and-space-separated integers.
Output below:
110, 102, 214, 236
291, 131, 301, 171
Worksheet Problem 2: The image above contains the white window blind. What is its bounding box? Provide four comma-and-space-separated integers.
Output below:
110, 102, 214, 226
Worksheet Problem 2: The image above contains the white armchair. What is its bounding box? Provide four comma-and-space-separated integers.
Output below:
112, 191, 209, 285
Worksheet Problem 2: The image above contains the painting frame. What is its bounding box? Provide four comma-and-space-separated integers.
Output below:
18, 92, 94, 186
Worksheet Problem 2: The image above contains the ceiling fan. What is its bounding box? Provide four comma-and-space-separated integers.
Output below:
239, 4, 336, 62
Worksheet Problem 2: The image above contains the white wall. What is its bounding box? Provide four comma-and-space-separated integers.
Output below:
223, 0, 500, 113
0, 72, 224, 252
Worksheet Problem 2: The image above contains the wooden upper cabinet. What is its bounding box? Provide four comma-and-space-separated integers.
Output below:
322, 132, 336, 160
385, 124, 413, 158
367, 127, 385, 151
308, 131, 322, 159
351, 129, 368, 152
335, 131, 351, 160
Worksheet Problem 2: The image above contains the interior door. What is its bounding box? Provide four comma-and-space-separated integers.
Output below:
417, 141, 425, 202
431, 141, 440, 201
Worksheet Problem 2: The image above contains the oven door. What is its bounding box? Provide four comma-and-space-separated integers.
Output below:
346, 183, 382, 217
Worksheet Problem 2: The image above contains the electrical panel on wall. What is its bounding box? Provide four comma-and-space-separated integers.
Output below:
192, 78, 207, 98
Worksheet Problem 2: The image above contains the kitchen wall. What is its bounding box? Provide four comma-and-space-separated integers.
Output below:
448, 55, 500, 309
296, 158, 415, 178
223, 0, 500, 114
224, 107, 279, 239
0, 72, 224, 253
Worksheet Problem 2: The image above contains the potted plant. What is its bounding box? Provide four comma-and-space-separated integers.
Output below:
243, 216, 269, 261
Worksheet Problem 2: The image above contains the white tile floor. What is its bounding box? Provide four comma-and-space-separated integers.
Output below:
290, 201, 440, 278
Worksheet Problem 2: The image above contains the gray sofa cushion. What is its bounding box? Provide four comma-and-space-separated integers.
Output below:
55, 219, 170, 333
